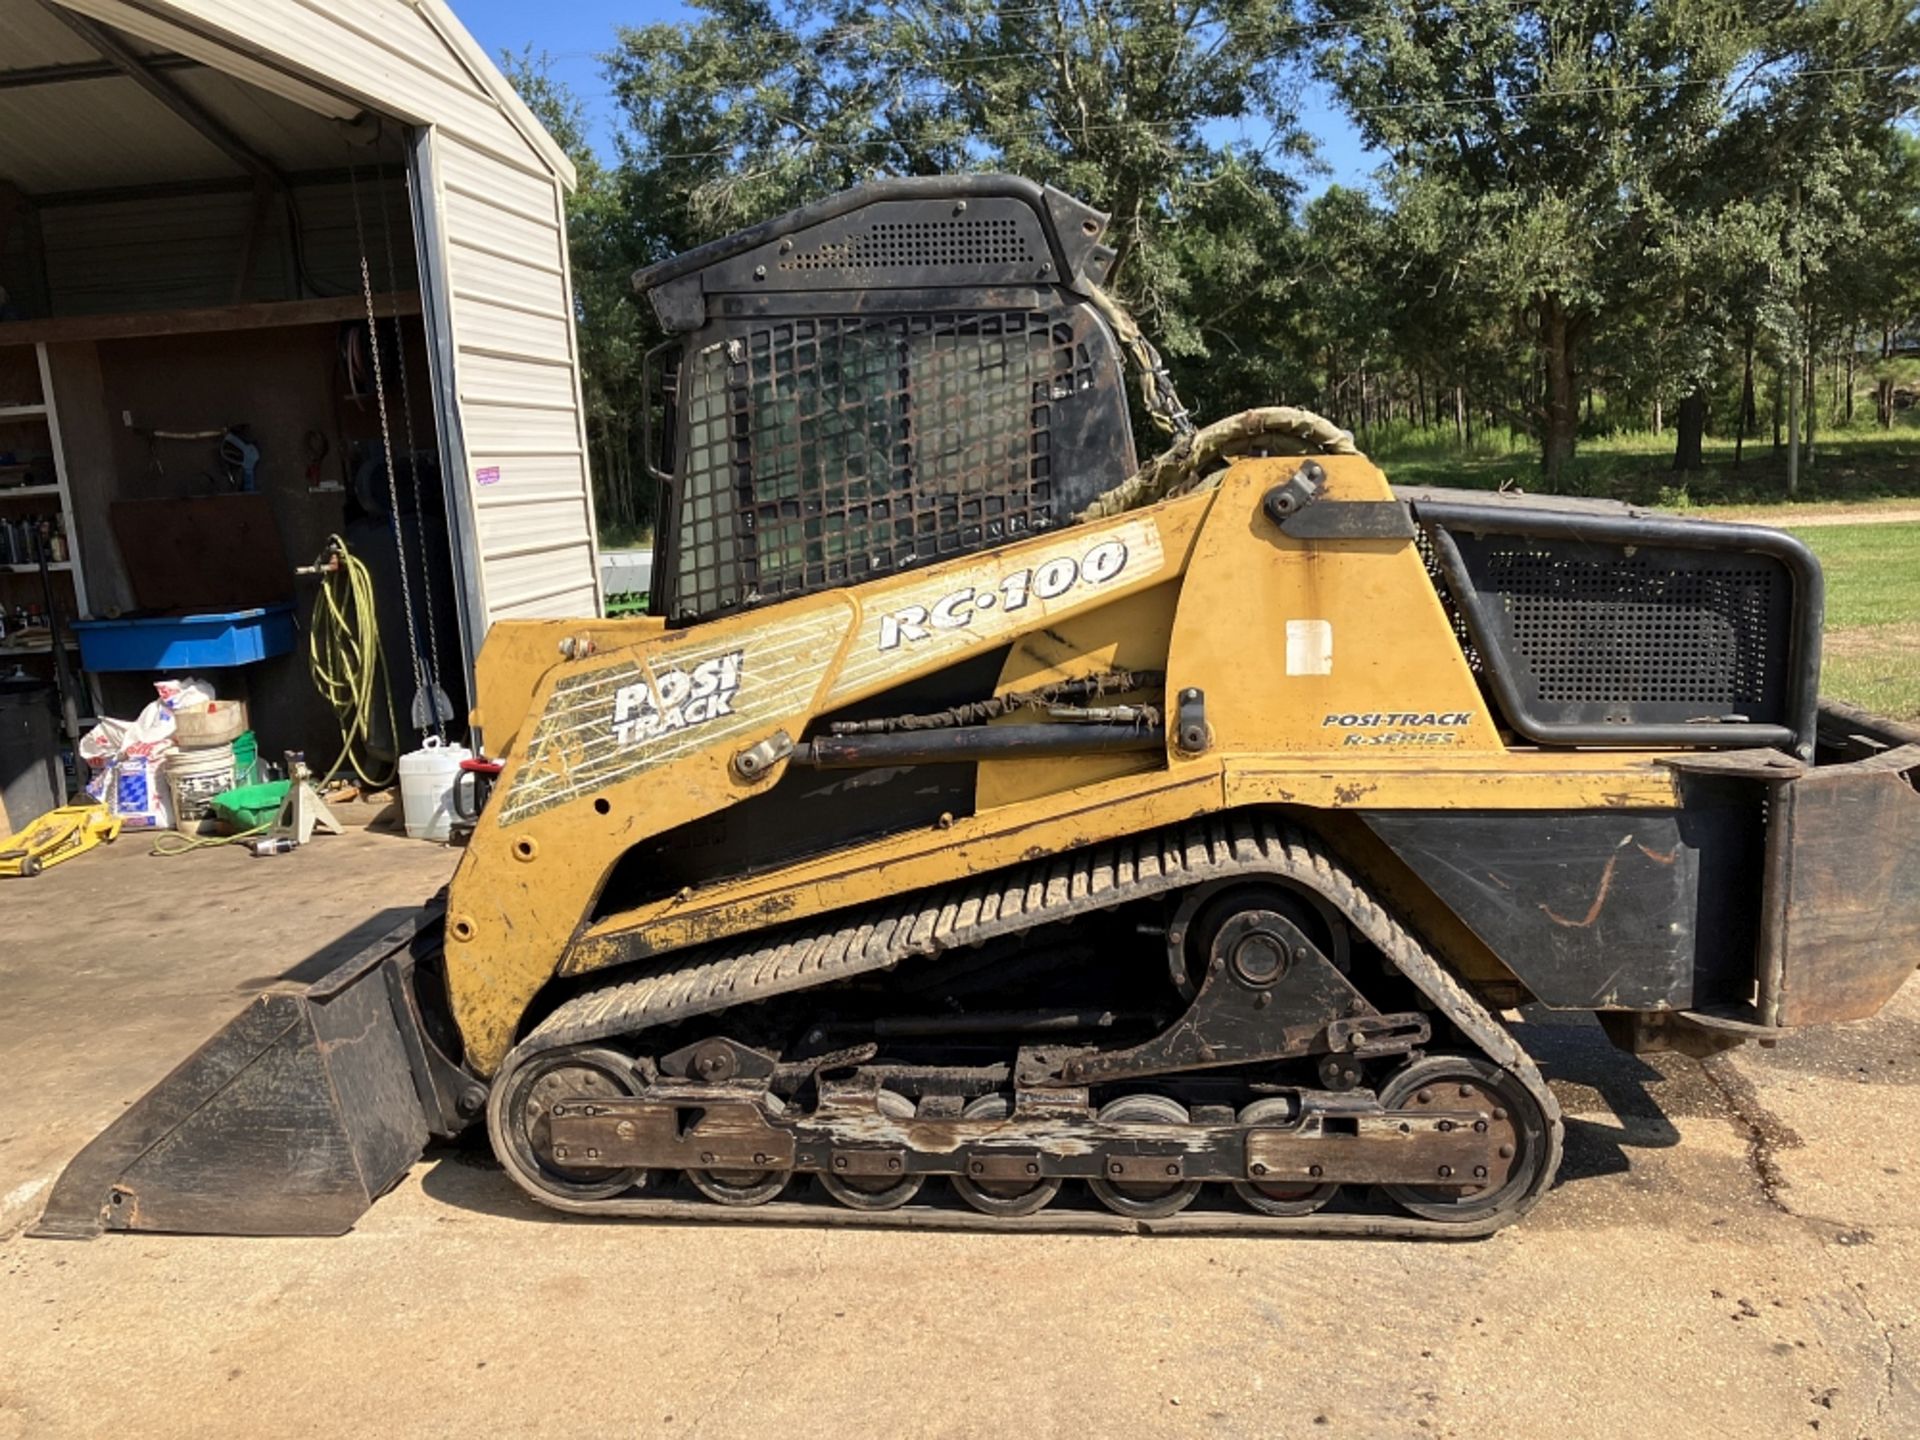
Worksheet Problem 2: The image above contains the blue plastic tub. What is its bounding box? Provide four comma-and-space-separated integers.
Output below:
70, 605, 295, 671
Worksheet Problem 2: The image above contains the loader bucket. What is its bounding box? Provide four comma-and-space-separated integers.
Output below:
33, 906, 474, 1239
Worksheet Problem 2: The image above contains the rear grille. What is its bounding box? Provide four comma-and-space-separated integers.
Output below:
1492, 547, 1777, 708
1430, 528, 1795, 731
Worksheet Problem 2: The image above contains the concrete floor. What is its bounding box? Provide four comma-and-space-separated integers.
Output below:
2, 814, 1916, 1439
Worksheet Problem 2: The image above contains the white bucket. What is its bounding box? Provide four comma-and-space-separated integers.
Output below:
397, 738, 472, 842
167, 743, 237, 828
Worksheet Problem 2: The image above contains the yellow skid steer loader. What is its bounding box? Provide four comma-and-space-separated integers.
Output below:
37, 177, 1920, 1239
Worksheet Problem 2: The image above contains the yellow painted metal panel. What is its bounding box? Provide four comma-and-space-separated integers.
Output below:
439, 458, 1715, 1075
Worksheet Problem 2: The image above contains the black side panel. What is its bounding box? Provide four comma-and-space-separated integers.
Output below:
591, 649, 1006, 917
1363, 798, 1763, 1011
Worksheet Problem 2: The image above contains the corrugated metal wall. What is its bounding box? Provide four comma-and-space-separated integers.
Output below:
39, 178, 415, 314
426, 131, 598, 620
55, 0, 603, 637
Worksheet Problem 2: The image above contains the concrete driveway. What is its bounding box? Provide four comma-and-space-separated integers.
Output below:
3, 817, 1915, 1438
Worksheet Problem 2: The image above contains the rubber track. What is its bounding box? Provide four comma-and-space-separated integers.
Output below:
509, 814, 1565, 1228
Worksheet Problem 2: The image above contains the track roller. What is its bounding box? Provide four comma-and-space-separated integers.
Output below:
687, 1095, 791, 1207
1086, 1094, 1202, 1219
1232, 1098, 1339, 1216
819, 1091, 925, 1212
950, 1094, 1063, 1218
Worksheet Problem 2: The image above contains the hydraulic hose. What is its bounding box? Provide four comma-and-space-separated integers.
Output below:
307, 535, 399, 788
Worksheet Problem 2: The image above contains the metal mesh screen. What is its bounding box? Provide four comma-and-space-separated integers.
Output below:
1447, 533, 1790, 724
781, 218, 1035, 274
668, 310, 1094, 622
1497, 549, 1777, 706
1415, 526, 1483, 673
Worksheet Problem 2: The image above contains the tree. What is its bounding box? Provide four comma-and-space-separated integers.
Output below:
1314, 0, 1760, 481
600, 1, 1311, 412
513, 1, 1920, 526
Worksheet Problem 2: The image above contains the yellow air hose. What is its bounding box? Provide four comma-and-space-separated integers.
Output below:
307, 534, 400, 789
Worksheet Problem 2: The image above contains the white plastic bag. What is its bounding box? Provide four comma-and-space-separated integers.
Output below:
155, 676, 216, 712
79, 677, 215, 821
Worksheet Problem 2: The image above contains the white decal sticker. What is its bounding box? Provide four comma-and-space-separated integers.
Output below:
1285, 619, 1333, 676
500, 609, 848, 825
877, 536, 1137, 653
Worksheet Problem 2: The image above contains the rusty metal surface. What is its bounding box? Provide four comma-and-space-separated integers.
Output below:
549, 1092, 795, 1172
1765, 752, 1920, 1026
547, 1090, 1499, 1189
1816, 697, 1920, 756
1242, 1114, 1499, 1186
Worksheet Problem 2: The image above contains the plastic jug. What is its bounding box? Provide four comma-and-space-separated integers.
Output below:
397, 737, 472, 841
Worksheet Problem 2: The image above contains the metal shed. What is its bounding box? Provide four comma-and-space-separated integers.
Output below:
0, 0, 599, 768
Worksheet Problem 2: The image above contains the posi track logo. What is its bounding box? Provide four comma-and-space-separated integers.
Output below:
612, 651, 744, 746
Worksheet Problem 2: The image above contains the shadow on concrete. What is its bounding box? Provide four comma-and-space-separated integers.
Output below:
233, 906, 427, 992
1510, 1010, 1685, 1186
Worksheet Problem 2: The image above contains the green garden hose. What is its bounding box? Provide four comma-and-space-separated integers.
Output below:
307, 535, 399, 788
149, 822, 267, 857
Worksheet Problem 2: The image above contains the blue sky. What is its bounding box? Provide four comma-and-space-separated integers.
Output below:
451, 0, 1383, 197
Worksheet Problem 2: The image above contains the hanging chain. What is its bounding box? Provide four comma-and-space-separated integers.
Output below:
376, 157, 447, 735
346, 148, 430, 731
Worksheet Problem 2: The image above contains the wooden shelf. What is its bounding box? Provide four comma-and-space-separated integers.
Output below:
0, 292, 422, 347
0, 485, 62, 499
0, 403, 48, 420
0, 636, 78, 656
0, 561, 72, 574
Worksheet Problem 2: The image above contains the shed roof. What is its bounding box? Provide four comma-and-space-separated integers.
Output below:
0, 0, 575, 200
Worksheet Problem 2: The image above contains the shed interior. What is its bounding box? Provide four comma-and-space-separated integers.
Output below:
0, 0, 467, 832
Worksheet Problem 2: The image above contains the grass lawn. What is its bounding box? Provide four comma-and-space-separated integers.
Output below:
1372, 414, 1920, 509
1794, 523, 1920, 719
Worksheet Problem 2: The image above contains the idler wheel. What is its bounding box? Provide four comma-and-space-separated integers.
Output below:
1377, 1054, 1548, 1223
489, 1046, 649, 1202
